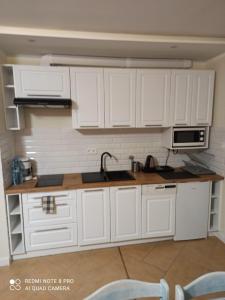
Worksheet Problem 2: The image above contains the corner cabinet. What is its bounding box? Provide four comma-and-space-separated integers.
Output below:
77, 188, 110, 246
110, 185, 141, 242
136, 69, 171, 127
104, 69, 136, 128
13, 65, 70, 98
70, 67, 105, 129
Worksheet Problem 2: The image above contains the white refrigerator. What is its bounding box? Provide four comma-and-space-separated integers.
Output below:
174, 182, 210, 241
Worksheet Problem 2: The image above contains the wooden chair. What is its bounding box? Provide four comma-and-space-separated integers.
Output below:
85, 278, 169, 300
175, 272, 225, 300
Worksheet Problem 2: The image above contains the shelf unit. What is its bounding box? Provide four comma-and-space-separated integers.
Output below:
6, 194, 25, 255
209, 181, 222, 232
1, 65, 24, 130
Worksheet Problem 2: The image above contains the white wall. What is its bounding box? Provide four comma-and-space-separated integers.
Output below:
198, 53, 225, 242
0, 50, 10, 266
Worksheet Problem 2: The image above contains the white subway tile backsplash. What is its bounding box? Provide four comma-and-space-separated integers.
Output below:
15, 128, 186, 175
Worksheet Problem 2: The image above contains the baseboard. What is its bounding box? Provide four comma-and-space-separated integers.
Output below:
214, 231, 225, 243
0, 256, 10, 267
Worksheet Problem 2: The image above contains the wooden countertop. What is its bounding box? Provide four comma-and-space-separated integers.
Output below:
5, 169, 224, 195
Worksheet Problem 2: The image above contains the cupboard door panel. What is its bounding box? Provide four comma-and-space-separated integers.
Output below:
70, 68, 104, 128
104, 69, 136, 128
170, 71, 192, 126
111, 186, 141, 242
191, 71, 215, 126
13, 66, 70, 98
136, 69, 171, 127
77, 188, 110, 246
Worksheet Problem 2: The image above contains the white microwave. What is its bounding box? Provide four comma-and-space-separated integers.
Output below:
162, 127, 209, 149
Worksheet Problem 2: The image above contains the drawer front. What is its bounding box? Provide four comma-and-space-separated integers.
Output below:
25, 223, 77, 251
23, 198, 77, 227
24, 190, 75, 204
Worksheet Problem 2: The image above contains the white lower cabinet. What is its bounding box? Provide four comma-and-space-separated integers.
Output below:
22, 190, 78, 251
141, 185, 176, 238
25, 223, 77, 251
110, 185, 141, 242
77, 188, 110, 246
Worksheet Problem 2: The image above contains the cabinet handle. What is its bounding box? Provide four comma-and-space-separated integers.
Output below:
112, 125, 131, 128
118, 186, 135, 190
27, 94, 61, 97
175, 123, 187, 126
144, 124, 163, 127
84, 189, 104, 192
34, 227, 68, 233
197, 123, 208, 126
79, 125, 99, 128
33, 203, 67, 209
32, 194, 68, 200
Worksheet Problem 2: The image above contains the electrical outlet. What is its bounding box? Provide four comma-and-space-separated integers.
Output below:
87, 148, 97, 154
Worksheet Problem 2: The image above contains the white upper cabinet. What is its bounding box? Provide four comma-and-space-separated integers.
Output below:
77, 188, 110, 246
191, 71, 215, 126
136, 69, 171, 127
13, 65, 70, 98
170, 70, 215, 127
110, 186, 141, 242
104, 69, 136, 128
170, 70, 193, 126
70, 67, 105, 129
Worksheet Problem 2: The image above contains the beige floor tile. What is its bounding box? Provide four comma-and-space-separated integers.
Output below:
144, 241, 185, 272
120, 242, 155, 261
0, 238, 225, 300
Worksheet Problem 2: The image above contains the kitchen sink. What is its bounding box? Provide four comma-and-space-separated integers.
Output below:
81, 170, 135, 183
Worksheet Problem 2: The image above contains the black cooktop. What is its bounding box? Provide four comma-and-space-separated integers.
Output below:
159, 170, 198, 180
36, 174, 64, 187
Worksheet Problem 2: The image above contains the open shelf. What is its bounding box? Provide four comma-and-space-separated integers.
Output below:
1, 65, 24, 130
10, 205, 20, 215
208, 181, 222, 233
6, 194, 25, 256
11, 222, 22, 234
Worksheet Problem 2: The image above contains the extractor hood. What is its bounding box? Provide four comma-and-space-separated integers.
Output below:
14, 98, 71, 108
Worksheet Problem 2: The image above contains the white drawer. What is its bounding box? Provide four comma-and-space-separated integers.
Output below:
25, 223, 77, 251
23, 197, 77, 227
23, 190, 75, 204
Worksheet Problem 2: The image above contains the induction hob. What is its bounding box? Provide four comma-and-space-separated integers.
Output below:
36, 174, 64, 187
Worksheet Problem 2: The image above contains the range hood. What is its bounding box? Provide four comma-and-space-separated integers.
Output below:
14, 98, 71, 108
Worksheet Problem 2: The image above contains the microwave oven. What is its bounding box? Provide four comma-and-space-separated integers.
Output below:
162, 127, 209, 149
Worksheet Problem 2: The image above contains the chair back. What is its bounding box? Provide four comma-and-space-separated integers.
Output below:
175, 272, 225, 300
85, 278, 169, 300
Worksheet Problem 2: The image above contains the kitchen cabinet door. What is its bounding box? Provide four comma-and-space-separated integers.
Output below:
110, 185, 141, 242
191, 71, 215, 126
136, 69, 171, 127
142, 187, 175, 238
104, 69, 136, 128
13, 65, 70, 98
170, 70, 193, 126
77, 188, 110, 246
70, 67, 104, 129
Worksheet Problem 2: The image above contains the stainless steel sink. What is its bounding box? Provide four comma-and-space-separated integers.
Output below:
81, 170, 135, 183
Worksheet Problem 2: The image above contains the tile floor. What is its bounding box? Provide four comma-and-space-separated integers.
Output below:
0, 237, 225, 300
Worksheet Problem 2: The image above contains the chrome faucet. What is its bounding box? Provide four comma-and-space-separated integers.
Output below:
100, 152, 112, 173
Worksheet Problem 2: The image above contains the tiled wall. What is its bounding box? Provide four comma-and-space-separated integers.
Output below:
0, 131, 15, 187
198, 126, 225, 176
15, 128, 188, 175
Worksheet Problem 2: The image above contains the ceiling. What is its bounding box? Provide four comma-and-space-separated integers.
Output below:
0, 0, 225, 60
